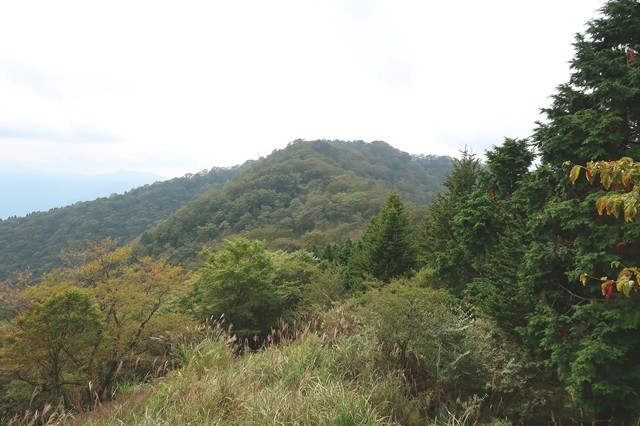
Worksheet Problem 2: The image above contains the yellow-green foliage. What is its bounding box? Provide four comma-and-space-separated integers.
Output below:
77, 333, 410, 426
0, 239, 194, 418
70, 299, 550, 426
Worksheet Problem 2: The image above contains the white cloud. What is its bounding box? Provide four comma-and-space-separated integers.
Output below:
0, 0, 605, 177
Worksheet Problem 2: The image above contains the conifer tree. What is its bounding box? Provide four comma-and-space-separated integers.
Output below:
461, 139, 536, 327
419, 149, 482, 294
534, 0, 640, 169
358, 190, 416, 283
521, 1, 640, 420
484, 138, 534, 196
419, 3, 640, 418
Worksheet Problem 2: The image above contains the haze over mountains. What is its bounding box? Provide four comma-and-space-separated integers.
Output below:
0, 170, 167, 219
0, 140, 451, 281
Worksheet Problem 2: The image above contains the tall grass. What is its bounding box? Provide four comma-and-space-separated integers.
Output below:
69, 311, 435, 426
65, 299, 587, 426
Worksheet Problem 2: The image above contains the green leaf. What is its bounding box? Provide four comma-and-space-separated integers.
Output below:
616, 269, 634, 297
601, 171, 613, 189
621, 280, 634, 297
569, 165, 581, 184
624, 203, 635, 222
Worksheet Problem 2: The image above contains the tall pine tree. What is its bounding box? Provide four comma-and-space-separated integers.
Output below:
419, 149, 483, 295
358, 190, 416, 283
522, 0, 640, 421
462, 139, 536, 332
420, 2, 640, 420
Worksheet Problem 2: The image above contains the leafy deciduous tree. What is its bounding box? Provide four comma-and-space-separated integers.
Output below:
1, 238, 191, 410
190, 238, 282, 338
0, 287, 102, 408
569, 157, 640, 297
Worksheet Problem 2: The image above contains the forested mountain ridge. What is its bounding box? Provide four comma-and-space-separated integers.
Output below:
137, 139, 452, 263
0, 140, 450, 282
0, 166, 243, 281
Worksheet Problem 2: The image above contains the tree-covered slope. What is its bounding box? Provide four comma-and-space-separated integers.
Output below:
0, 167, 242, 281
139, 140, 451, 262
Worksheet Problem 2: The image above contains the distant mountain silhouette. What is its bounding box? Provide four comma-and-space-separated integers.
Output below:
0, 170, 166, 219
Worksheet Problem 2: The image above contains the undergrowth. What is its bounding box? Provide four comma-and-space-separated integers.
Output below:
72, 314, 409, 425
20, 297, 586, 425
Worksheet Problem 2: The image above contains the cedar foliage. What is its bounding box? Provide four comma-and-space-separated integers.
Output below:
421, 1, 640, 421
419, 149, 483, 295
523, 1, 640, 420
357, 190, 416, 283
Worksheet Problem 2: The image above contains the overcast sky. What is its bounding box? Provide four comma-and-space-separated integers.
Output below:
0, 0, 604, 179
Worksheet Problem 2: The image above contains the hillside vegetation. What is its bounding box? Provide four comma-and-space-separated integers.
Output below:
138, 140, 451, 263
0, 166, 242, 281
68, 309, 544, 426
2, 1, 640, 424
0, 140, 450, 283
0, 170, 165, 220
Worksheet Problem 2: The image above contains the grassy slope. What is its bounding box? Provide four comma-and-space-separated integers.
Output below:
72, 327, 421, 426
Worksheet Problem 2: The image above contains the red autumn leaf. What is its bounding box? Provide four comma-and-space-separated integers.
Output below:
611, 182, 624, 190
614, 242, 626, 253
602, 281, 614, 299
585, 168, 593, 181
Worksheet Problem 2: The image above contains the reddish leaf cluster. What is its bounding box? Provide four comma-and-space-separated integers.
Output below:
602, 281, 614, 299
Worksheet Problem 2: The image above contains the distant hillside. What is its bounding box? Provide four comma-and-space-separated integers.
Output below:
0, 140, 452, 282
0, 170, 167, 219
139, 140, 452, 263
0, 166, 243, 281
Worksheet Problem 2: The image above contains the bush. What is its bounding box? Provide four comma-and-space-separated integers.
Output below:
354, 280, 578, 423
